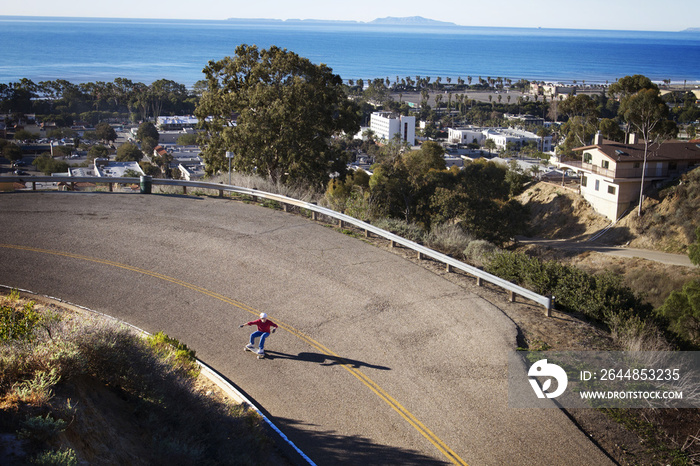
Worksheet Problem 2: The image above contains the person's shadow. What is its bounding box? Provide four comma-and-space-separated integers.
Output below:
264, 351, 390, 371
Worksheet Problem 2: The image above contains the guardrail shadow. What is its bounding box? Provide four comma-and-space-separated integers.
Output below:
264, 351, 390, 371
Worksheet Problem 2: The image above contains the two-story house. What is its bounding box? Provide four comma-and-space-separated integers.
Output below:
560, 133, 700, 220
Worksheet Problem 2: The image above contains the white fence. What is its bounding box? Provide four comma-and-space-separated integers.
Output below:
4, 175, 554, 313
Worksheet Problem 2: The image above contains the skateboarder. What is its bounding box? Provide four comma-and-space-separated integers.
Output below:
240, 312, 278, 355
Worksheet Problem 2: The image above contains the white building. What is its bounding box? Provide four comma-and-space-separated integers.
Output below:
449, 126, 552, 153
92, 158, 145, 177
448, 127, 486, 145
369, 112, 415, 145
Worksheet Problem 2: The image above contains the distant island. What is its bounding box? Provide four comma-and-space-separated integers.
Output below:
227, 16, 459, 27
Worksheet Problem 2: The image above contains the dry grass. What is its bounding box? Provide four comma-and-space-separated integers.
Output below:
0, 291, 288, 465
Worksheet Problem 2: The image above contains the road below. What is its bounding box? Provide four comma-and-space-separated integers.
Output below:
517, 237, 696, 267
0, 192, 613, 465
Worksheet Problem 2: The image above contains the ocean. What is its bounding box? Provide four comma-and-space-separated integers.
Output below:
1, 16, 699, 88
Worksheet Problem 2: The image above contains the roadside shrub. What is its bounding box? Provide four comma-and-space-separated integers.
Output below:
463, 240, 501, 267
147, 331, 199, 379
0, 295, 42, 342
657, 278, 700, 345
425, 223, 473, 257
372, 218, 425, 243
29, 448, 78, 466
18, 414, 67, 443
485, 251, 652, 323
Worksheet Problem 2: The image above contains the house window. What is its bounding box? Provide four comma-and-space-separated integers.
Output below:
595, 180, 600, 191
602, 160, 610, 169
583, 153, 592, 163
608, 185, 616, 195
581, 176, 587, 187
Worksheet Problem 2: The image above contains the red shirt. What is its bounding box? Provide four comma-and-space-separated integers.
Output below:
246, 318, 278, 333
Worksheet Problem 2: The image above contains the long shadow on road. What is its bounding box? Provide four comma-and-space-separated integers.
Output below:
264, 351, 391, 370
273, 417, 448, 466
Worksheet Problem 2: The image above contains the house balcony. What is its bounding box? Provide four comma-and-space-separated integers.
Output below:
560, 161, 675, 180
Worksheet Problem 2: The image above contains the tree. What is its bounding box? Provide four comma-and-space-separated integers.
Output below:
619, 88, 676, 215
558, 94, 599, 153
87, 145, 109, 160
483, 138, 497, 154
689, 227, 700, 267
136, 121, 159, 142
95, 122, 117, 143
115, 142, 143, 162
658, 278, 700, 344
2, 144, 23, 162
195, 45, 361, 187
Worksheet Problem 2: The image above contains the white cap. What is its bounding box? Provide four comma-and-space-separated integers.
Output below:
260, 312, 268, 319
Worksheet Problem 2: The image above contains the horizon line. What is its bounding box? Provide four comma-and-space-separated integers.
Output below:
0, 14, 695, 34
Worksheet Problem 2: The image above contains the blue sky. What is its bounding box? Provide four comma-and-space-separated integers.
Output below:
3, 0, 699, 32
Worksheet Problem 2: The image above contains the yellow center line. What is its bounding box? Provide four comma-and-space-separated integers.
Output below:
1, 243, 468, 466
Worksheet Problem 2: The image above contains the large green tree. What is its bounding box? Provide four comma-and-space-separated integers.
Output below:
195, 45, 361, 187
115, 142, 143, 162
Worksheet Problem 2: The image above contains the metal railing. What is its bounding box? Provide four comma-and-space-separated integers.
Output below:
3, 175, 554, 314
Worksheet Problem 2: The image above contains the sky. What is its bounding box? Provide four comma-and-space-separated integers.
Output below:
2, 0, 699, 32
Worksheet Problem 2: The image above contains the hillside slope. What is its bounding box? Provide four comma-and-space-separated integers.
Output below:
519, 166, 700, 252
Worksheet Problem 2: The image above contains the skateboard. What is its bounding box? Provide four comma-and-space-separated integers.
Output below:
245, 345, 265, 359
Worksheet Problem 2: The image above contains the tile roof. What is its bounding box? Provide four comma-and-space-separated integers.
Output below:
575, 141, 700, 162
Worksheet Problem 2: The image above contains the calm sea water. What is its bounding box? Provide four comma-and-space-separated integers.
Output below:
1, 16, 699, 87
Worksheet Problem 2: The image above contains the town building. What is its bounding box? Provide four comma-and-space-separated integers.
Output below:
156, 116, 200, 131
369, 112, 415, 145
560, 133, 700, 220
448, 126, 552, 153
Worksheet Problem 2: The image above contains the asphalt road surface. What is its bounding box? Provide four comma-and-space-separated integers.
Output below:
0, 192, 613, 465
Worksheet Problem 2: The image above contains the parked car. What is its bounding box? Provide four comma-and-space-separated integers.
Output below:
14, 170, 28, 175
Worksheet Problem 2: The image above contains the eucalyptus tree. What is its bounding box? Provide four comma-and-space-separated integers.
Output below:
619, 88, 677, 215
195, 45, 360, 187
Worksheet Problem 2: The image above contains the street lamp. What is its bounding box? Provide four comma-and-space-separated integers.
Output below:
225, 151, 235, 185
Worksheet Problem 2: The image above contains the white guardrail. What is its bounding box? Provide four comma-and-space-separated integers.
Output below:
4, 175, 554, 314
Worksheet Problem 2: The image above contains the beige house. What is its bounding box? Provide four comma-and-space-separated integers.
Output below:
561, 134, 700, 220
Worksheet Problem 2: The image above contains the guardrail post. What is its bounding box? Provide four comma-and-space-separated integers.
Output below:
509, 291, 516, 303
418, 251, 424, 260
390, 240, 397, 248
283, 204, 288, 212
339, 219, 343, 228
109, 183, 113, 192
365, 229, 370, 238
312, 211, 318, 221
476, 277, 483, 287
31, 182, 36, 191
219, 189, 223, 198
446, 263, 453, 273
546, 296, 554, 317
182, 186, 187, 195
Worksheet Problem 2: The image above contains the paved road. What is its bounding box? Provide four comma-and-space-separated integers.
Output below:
0, 192, 613, 465
518, 237, 696, 267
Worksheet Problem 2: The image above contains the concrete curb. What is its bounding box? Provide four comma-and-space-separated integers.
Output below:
0, 285, 316, 466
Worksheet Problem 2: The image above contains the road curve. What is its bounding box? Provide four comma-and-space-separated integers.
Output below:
0, 192, 613, 465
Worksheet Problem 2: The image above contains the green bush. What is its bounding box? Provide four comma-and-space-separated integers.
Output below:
485, 251, 652, 322
18, 414, 67, 442
0, 295, 41, 341
30, 448, 78, 466
147, 331, 199, 378
657, 278, 700, 345
372, 218, 425, 243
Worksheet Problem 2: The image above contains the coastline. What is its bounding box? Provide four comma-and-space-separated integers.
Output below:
1, 16, 699, 87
